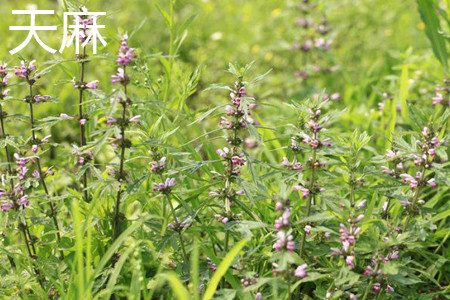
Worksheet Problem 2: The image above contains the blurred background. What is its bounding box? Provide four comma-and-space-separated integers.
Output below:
0, 0, 442, 154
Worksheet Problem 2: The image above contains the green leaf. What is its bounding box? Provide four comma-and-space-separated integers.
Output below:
166, 273, 191, 300
203, 238, 248, 300
417, 0, 448, 71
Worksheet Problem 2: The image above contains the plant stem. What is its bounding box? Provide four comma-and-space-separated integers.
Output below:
286, 267, 292, 300
362, 262, 380, 300
20, 220, 44, 289
159, 174, 188, 262
112, 67, 128, 242
300, 133, 317, 258
0, 98, 18, 269
78, 47, 89, 202
26, 80, 64, 259
403, 167, 426, 232
0, 105, 14, 189
166, 193, 188, 262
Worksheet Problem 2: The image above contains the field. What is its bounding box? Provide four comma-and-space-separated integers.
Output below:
0, 0, 449, 299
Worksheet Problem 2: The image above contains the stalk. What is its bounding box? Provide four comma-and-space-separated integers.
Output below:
361, 263, 380, 300
112, 67, 128, 242
26, 78, 64, 259
403, 167, 426, 232
299, 132, 317, 258
78, 47, 90, 202
0, 92, 16, 269
0, 82, 46, 281
19, 220, 44, 289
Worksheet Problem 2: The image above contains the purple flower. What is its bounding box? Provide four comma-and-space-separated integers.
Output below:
1, 201, 13, 213
294, 264, 308, 278
60, 113, 74, 120
32, 170, 40, 179
231, 155, 245, 166
293, 185, 309, 199
373, 283, 381, 294
86, 80, 99, 90
216, 147, 230, 158
129, 115, 141, 124
330, 93, 340, 101
107, 117, 117, 126
432, 93, 443, 106
346, 256, 355, 269
427, 178, 437, 189
14, 60, 36, 79
111, 68, 126, 86
17, 195, 29, 207
153, 178, 176, 193
79, 119, 87, 125
116, 34, 137, 66
34, 95, 50, 103
400, 173, 418, 190
150, 157, 166, 173
356, 199, 367, 209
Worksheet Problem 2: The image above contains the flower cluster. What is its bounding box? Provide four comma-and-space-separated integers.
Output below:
167, 217, 191, 231
72, 145, 94, 166
240, 274, 259, 287
0, 62, 10, 99
330, 213, 364, 269
116, 34, 137, 66
292, 1, 339, 83
432, 79, 450, 107
74, 80, 99, 90
149, 148, 177, 196
209, 76, 255, 222
153, 177, 176, 193
273, 198, 295, 252
0, 153, 32, 212
219, 81, 257, 136
290, 105, 329, 198
14, 60, 37, 80
73, 7, 96, 43
392, 126, 441, 212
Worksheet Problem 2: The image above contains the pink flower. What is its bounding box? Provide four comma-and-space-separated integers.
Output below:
79, 119, 87, 125
373, 283, 381, 294
346, 256, 354, 269
111, 68, 126, 85
216, 147, 230, 158
34, 95, 50, 103
86, 80, 99, 89
432, 93, 443, 106
331, 93, 340, 101
1, 201, 13, 213
400, 174, 418, 190
116, 34, 137, 66
294, 264, 308, 278
427, 178, 437, 189
129, 115, 141, 124
107, 117, 117, 126
60, 113, 74, 120
293, 185, 309, 199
